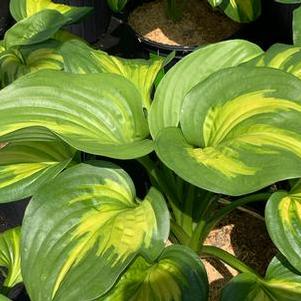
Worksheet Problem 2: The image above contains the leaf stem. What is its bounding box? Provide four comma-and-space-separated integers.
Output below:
201, 246, 260, 276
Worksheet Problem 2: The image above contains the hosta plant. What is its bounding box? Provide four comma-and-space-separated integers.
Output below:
1, 2, 301, 300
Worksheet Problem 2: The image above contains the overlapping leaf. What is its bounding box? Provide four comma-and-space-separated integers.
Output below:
100, 245, 208, 301
0, 227, 22, 288
222, 256, 301, 301
251, 43, 301, 80
9, 0, 91, 24
0, 70, 153, 159
0, 138, 75, 203
149, 40, 263, 138
4, 10, 70, 49
219, 0, 261, 23
60, 39, 164, 109
0, 43, 63, 88
266, 180, 301, 273
154, 66, 301, 195
21, 162, 169, 301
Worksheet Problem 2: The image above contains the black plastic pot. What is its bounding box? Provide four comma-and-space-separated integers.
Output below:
124, 0, 301, 59
53, 0, 112, 43
0, 0, 12, 38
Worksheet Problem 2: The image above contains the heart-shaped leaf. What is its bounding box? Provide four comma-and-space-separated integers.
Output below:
155, 66, 301, 195
0, 139, 75, 203
21, 162, 169, 301
4, 10, 70, 49
60, 39, 164, 109
149, 40, 263, 138
266, 181, 301, 273
0, 70, 153, 159
222, 256, 301, 301
100, 245, 208, 301
9, 0, 92, 24
0, 227, 22, 289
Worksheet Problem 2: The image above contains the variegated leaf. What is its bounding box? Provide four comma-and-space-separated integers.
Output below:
60, 39, 164, 109
154, 66, 301, 195
0, 44, 63, 88
9, 0, 91, 24
219, 0, 261, 23
21, 162, 169, 301
0, 139, 75, 203
207, 0, 223, 8
149, 40, 263, 138
222, 256, 301, 301
0, 70, 153, 159
251, 44, 301, 80
266, 180, 301, 273
100, 245, 208, 301
4, 10, 70, 49
0, 227, 22, 288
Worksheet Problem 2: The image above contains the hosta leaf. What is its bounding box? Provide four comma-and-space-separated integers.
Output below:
21, 162, 169, 301
266, 181, 301, 272
155, 66, 301, 196
208, 0, 223, 8
219, 0, 261, 23
0, 227, 22, 288
0, 139, 75, 203
0, 127, 59, 143
9, 0, 91, 24
149, 40, 263, 138
100, 245, 208, 301
293, 5, 301, 46
60, 39, 164, 109
106, 0, 128, 12
0, 70, 152, 159
4, 10, 70, 49
0, 45, 63, 88
221, 256, 301, 301
251, 44, 301, 80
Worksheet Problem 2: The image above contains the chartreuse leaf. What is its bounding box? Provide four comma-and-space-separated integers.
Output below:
21, 162, 169, 301
251, 44, 301, 80
9, 0, 91, 24
222, 256, 301, 301
0, 295, 11, 301
60, 39, 164, 109
0, 227, 22, 288
0, 70, 152, 159
154, 66, 301, 196
266, 180, 301, 273
4, 10, 70, 49
0, 139, 75, 203
0, 43, 63, 88
149, 40, 263, 138
100, 245, 208, 301
219, 0, 261, 23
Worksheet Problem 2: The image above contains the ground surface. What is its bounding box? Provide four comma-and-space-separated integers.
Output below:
203, 209, 276, 301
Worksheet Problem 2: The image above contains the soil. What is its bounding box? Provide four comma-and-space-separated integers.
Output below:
203, 209, 277, 301
129, 0, 241, 46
